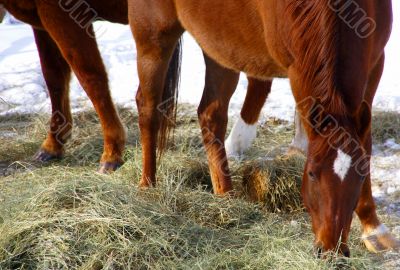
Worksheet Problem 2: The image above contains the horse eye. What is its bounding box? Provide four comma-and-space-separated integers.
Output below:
360, 175, 367, 182
308, 171, 317, 181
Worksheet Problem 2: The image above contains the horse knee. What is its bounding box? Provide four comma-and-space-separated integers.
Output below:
197, 104, 215, 127
197, 103, 207, 122
198, 103, 228, 137
135, 86, 143, 106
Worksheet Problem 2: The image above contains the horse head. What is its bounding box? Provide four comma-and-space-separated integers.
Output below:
300, 100, 371, 256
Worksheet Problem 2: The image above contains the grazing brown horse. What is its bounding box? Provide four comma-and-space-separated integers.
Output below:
129, 0, 399, 255
1, 0, 267, 172
1, 0, 129, 172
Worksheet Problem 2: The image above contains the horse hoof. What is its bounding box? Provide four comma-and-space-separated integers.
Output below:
362, 225, 400, 253
34, 149, 62, 162
98, 162, 123, 173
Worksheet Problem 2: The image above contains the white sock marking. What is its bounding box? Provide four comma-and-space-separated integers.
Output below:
225, 117, 257, 157
333, 149, 352, 181
361, 224, 389, 239
289, 111, 309, 154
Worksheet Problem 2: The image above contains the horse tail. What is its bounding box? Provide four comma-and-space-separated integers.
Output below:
158, 37, 183, 156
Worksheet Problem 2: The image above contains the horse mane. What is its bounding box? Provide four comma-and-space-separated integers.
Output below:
286, 0, 347, 118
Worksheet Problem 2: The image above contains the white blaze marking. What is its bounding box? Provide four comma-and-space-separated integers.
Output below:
225, 116, 257, 157
333, 149, 352, 181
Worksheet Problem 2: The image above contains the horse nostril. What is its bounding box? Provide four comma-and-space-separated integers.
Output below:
342, 249, 350, 258
314, 245, 324, 258
317, 247, 323, 258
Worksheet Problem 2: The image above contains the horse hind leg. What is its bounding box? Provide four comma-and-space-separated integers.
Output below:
32, 28, 72, 162
198, 54, 240, 194
37, 4, 126, 172
225, 78, 308, 158
0, 5, 5, 22
355, 55, 400, 252
130, 10, 183, 187
287, 110, 308, 156
225, 78, 272, 157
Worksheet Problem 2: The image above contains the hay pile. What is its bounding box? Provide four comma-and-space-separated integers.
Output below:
0, 177, 261, 269
241, 155, 305, 213
0, 106, 394, 269
158, 157, 212, 191
0, 172, 381, 270
158, 152, 305, 214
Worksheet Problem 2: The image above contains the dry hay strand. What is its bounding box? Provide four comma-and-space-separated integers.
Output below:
0, 177, 262, 269
241, 154, 305, 213
372, 111, 400, 144
158, 156, 212, 190
172, 191, 263, 229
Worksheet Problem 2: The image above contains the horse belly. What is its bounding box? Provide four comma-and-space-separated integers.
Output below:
2, 0, 42, 27
174, 0, 287, 79
86, 0, 128, 24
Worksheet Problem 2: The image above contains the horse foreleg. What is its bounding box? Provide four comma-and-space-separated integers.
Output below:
355, 55, 400, 252
357, 135, 400, 253
198, 54, 240, 194
32, 28, 72, 162
225, 78, 271, 157
37, 4, 125, 172
0, 5, 6, 23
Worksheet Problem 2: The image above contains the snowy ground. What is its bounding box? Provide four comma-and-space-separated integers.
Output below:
0, 5, 399, 215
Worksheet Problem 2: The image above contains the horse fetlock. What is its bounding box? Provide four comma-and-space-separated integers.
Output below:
362, 224, 400, 253
38, 136, 65, 160
139, 176, 156, 188
213, 185, 233, 195
211, 176, 233, 195
100, 146, 124, 163
101, 129, 126, 162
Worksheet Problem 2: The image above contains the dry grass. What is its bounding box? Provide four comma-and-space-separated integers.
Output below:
372, 111, 400, 144
0, 106, 399, 269
241, 155, 304, 213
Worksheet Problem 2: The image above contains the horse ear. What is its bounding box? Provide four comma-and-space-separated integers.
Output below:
356, 101, 372, 141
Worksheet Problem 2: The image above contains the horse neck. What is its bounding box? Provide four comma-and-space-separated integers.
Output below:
334, 0, 391, 113
288, 0, 343, 116
288, 0, 386, 117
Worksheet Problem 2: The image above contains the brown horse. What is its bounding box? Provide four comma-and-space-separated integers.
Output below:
129, 0, 399, 255
1, 0, 269, 172
1, 0, 129, 172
